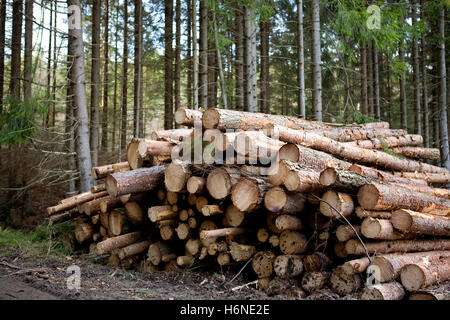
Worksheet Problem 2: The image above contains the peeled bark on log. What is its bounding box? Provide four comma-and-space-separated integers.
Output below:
117, 240, 151, 260
207, 167, 241, 200
273, 255, 304, 278
256, 228, 269, 243
393, 171, 450, 185
151, 128, 193, 142
349, 164, 427, 186
201, 205, 223, 217
346, 239, 450, 256
148, 242, 173, 266
185, 239, 201, 256
391, 209, 450, 236
74, 223, 94, 243
175, 223, 191, 240
124, 202, 144, 225
371, 251, 450, 283
47, 190, 109, 215
269, 235, 280, 247
301, 272, 330, 293
148, 206, 176, 223
361, 282, 405, 300
200, 228, 247, 240
345, 134, 423, 149
231, 177, 271, 212
319, 168, 371, 192
186, 176, 205, 194
229, 242, 256, 262
174, 107, 203, 126
392, 147, 440, 160
342, 257, 371, 274
279, 144, 351, 170
270, 125, 448, 174
400, 257, 450, 292
330, 267, 362, 296
336, 225, 361, 242
275, 215, 304, 231
319, 191, 354, 219
97, 231, 144, 255
160, 225, 175, 241
252, 251, 276, 278
279, 231, 307, 255
355, 207, 392, 219
283, 167, 322, 193
264, 187, 306, 214
304, 252, 331, 272
106, 166, 165, 198
109, 209, 127, 236
361, 217, 409, 240
100, 196, 122, 214
92, 162, 130, 180
358, 182, 450, 214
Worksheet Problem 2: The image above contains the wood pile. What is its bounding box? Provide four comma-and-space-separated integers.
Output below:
47, 108, 450, 300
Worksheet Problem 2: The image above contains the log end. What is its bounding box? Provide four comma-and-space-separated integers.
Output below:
400, 264, 425, 292
105, 175, 119, 198
279, 144, 300, 162
357, 184, 380, 210
319, 168, 338, 187
202, 108, 220, 129
231, 178, 259, 212
264, 187, 287, 213
390, 209, 413, 233
207, 169, 231, 200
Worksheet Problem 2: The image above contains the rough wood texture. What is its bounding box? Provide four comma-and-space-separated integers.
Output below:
349, 164, 427, 186
186, 176, 205, 194
252, 251, 276, 278
124, 202, 144, 225
264, 187, 306, 214
319, 191, 354, 219
200, 228, 247, 240
345, 134, 423, 149
273, 255, 304, 277
106, 166, 165, 198
283, 166, 322, 193
400, 257, 450, 291
174, 107, 203, 126
391, 209, 450, 236
97, 231, 143, 255
342, 258, 371, 274
151, 128, 193, 141
231, 177, 271, 212
361, 282, 405, 300
229, 242, 256, 262
392, 146, 440, 160
148, 242, 173, 266
330, 267, 362, 296
361, 217, 409, 240
275, 215, 304, 231
303, 252, 331, 272
165, 160, 191, 192
92, 162, 130, 180
279, 231, 307, 255
74, 223, 94, 243
47, 190, 109, 215
117, 240, 151, 260
319, 167, 371, 192
345, 239, 450, 256
355, 207, 392, 219
393, 171, 450, 185
206, 167, 241, 200
301, 272, 330, 293
148, 205, 176, 223
336, 225, 361, 242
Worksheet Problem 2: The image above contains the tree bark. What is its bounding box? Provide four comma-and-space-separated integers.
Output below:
10, 0, 22, 100
264, 187, 306, 215
101, 0, 110, 151
134, 0, 143, 137
412, 0, 421, 135
192, 0, 198, 110
360, 44, 368, 116
399, 37, 408, 130
105, 166, 165, 197
164, 0, 174, 129
23, 0, 33, 101
400, 256, 450, 292
391, 209, 450, 236
120, 0, 129, 156
244, 5, 257, 112
234, 3, 244, 110
252, 251, 276, 278
0, 0, 6, 113
420, 0, 429, 147
90, 0, 101, 167
199, 0, 208, 109
361, 282, 405, 300
97, 231, 144, 254
174, 0, 181, 120
297, 0, 305, 118
260, 16, 269, 113
310, 0, 322, 121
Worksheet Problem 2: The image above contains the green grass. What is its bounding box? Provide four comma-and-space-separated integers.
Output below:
0, 222, 75, 258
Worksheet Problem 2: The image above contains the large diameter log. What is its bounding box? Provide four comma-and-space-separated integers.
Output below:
371, 251, 450, 283
92, 162, 130, 180
349, 164, 427, 186
319, 191, 354, 219
229, 242, 256, 262
252, 251, 276, 278
330, 267, 362, 296
336, 225, 361, 242
117, 240, 151, 260
345, 134, 423, 149
270, 125, 449, 174
264, 187, 306, 214
174, 107, 203, 126
164, 160, 191, 192
400, 257, 450, 292
393, 171, 450, 185
283, 167, 323, 193
231, 177, 271, 212
279, 231, 307, 255
97, 231, 143, 255
47, 190, 109, 215
74, 223, 94, 243
273, 255, 304, 278
206, 167, 241, 200
361, 217, 409, 240
358, 182, 450, 214
391, 209, 450, 236
106, 166, 165, 198
345, 239, 450, 256
319, 168, 371, 192
275, 215, 304, 231
392, 146, 440, 160
151, 128, 193, 142
361, 282, 405, 300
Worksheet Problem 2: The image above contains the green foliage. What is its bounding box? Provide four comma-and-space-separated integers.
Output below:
0, 93, 48, 146
353, 111, 376, 124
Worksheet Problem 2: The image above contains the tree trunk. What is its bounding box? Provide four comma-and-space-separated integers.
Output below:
68, 0, 94, 192
212, 2, 227, 109
164, 0, 174, 128
234, 3, 244, 110
10, 0, 22, 100
360, 44, 368, 116
260, 17, 269, 114
23, 0, 33, 101
45, 0, 53, 127
310, 0, 322, 121
90, 0, 101, 167
112, 6, 119, 149
0, 0, 5, 113
199, 0, 208, 109
192, 0, 198, 110
101, 0, 109, 151
297, 0, 305, 118
120, 0, 129, 156
373, 42, 380, 120
367, 42, 373, 117
391, 209, 450, 236
105, 166, 165, 197
361, 282, 405, 300
420, 0, 429, 148
412, 0, 421, 136
245, 5, 257, 112
399, 38, 408, 130
134, 0, 143, 136
174, 0, 181, 122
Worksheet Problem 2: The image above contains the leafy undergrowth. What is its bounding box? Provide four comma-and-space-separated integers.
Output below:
0, 222, 75, 258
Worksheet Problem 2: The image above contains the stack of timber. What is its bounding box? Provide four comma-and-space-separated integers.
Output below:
46, 107, 450, 300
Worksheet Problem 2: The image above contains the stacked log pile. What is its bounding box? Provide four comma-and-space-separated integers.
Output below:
47, 108, 450, 300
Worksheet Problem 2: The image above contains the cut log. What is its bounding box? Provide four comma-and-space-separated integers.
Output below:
231, 177, 271, 212
47, 190, 109, 215
100, 196, 122, 213
393, 171, 450, 185
371, 251, 450, 283
229, 242, 256, 262
266, 212, 282, 234
91, 184, 106, 193
185, 239, 201, 256
159, 225, 175, 241
358, 182, 450, 214
349, 164, 427, 186
345, 134, 423, 149
342, 258, 371, 274
195, 196, 208, 212
175, 223, 191, 240
391, 209, 450, 236
319, 167, 371, 192
267, 277, 306, 298
48, 210, 78, 226
106, 166, 165, 198
108, 209, 127, 236
187, 217, 198, 229
224, 204, 245, 227
166, 191, 179, 205
199, 247, 208, 260
151, 128, 193, 142
279, 231, 307, 255
336, 225, 361, 242
361, 217, 409, 240
117, 240, 151, 260
165, 160, 191, 192
319, 191, 354, 219
334, 242, 348, 258
186, 176, 205, 194
256, 228, 269, 243
148, 242, 173, 266
408, 286, 450, 300
206, 167, 241, 200
176, 255, 194, 267
273, 255, 304, 278
270, 125, 448, 174
148, 206, 176, 223
264, 187, 306, 214
91, 214, 100, 226
361, 282, 405, 300
283, 166, 323, 193
92, 162, 130, 180
217, 252, 232, 266
179, 209, 189, 222
124, 202, 144, 225
355, 207, 392, 219
257, 278, 271, 291
174, 107, 203, 126
400, 257, 450, 292
74, 223, 94, 243
201, 205, 223, 217
392, 146, 440, 160
267, 162, 290, 186
304, 252, 331, 272
200, 228, 247, 240
345, 239, 450, 256
252, 251, 276, 278
81, 196, 113, 215
329, 267, 362, 296
207, 241, 227, 256
275, 215, 304, 231
301, 272, 330, 293
97, 231, 143, 254
269, 235, 280, 248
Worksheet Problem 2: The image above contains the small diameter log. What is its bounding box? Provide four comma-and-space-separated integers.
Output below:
119, 192, 146, 204
185, 239, 201, 256
304, 252, 331, 272
92, 162, 130, 180
393, 171, 450, 185
217, 252, 232, 266
371, 251, 450, 283
355, 207, 392, 219
106, 166, 165, 198
100, 197, 122, 213
267, 278, 306, 298
400, 257, 450, 292
97, 231, 143, 254
199, 247, 208, 260
187, 176, 205, 194
74, 223, 94, 243
319, 167, 371, 192
357, 182, 450, 214
350, 164, 427, 186
225, 205, 245, 227
195, 196, 208, 212
273, 255, 304, 278
48, 191, 109, 215
361, 217, 408, 240
206, 167, 241, 200
346, 134, 423, 149
117, 240, 151, 260
166, 191, 179, 205
229, 242, 256, 262
179, 209, 189, 221
391, 146, 440, 160
231, 177, 271, 212
330, 267, 362, 296
188, 217, 198, 229
148, 242, 173, 266
264, 187, 306, 214
124, 202, 144, 225
174, 107, 203, 126
319, 191, 354, 219
48, 210, 78, 226
165, 160, 191, 192
301, 272, 330, 293
283, 167, 323, 193
148, 206, 176, 223
267, 162, 290, 186
160, 225, 175, 241
201, 205, 223, 217
267, 212, 282, 234
108, 209, 126, 236
275, 215, 304, 231
391, 209, 450, 237
257, 278, 271, 291
336, 225, 361, 242
91, 184, 106, 193
207, 241, 227, 256
151, 128, 193, 141
163, 260, 181, 272
269, 235, 280, 248
176, 255, 194, 267
342, 258, 371, 274
82, 196, 114, 215
334, 242, 348, 258
361, 282, 405, 300
252, 251, 276, 278
91, 215, 100, 226
257, 228, 269, 243
175, 223, 191, 240
345, 239, 450, 256
200, 228, 247, 240
279, 231, 307, 255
